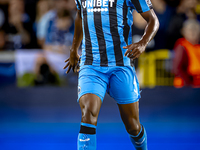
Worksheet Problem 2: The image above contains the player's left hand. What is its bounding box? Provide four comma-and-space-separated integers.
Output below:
123, 42, 147, 60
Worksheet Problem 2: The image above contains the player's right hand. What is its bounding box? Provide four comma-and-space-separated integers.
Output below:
63, 50, 80, 74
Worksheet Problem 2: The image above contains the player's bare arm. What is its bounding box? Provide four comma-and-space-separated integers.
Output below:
124, 9, 159, 60
63, 10, 83, 73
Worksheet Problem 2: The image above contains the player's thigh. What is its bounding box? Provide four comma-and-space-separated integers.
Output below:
108, 66, 140, 104
78, 66, 108, 103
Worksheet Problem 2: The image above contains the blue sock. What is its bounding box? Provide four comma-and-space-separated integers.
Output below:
129, 125, 148, 150
77, 123, 96, 150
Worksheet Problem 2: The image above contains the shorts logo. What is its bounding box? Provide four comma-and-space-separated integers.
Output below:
78, 86, 81, 95
145, 0, 152, 7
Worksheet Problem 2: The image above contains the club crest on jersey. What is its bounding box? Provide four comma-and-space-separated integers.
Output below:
145, 0, 152, 7
82, 0, 115, 12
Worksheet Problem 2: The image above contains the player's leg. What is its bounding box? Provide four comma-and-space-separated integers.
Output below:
77, 65, 108, 150
108, 66, 147, 150
118, 102, 147, 150
78, 94, 102, 150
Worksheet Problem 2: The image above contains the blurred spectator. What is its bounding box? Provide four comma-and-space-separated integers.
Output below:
16, 51, 61, 87
3, 0, 36, 50
43, 1, 74, 54
173, 19, 200, 88
0, 29, 6, 50
34, 53, 60, 86
36, 0, 75, 48
36, 0, 55, 47
166, 0, 198, 49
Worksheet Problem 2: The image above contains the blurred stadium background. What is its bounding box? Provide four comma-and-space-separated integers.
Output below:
0, 0, 200, 149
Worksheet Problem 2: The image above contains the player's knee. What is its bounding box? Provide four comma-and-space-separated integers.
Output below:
81, 108, 98, 125
80, 102, 99, 125
126, 121, 141, 136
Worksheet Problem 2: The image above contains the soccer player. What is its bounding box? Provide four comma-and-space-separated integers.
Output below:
63, 0, 159, 149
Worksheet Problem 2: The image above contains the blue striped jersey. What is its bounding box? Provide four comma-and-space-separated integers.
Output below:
75, 0, 153, 66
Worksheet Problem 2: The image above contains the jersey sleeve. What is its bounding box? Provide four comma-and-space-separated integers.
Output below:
129, 0, 153, 13
74, 0, 81, 10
